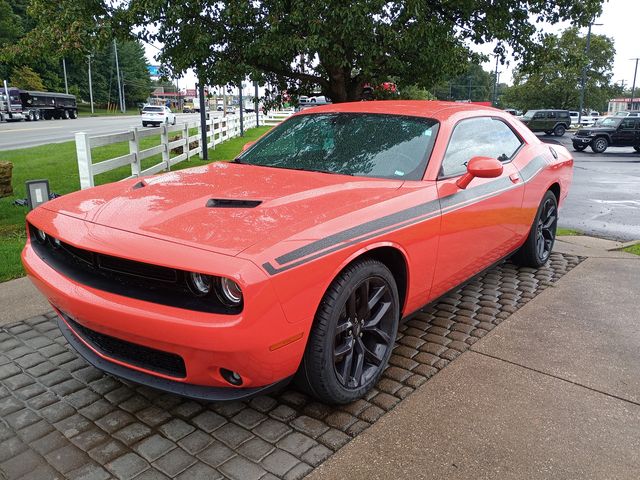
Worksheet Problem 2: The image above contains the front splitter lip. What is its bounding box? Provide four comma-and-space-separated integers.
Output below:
56, 315, 293, 402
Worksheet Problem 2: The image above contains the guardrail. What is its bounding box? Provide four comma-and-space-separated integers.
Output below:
75, 110, 294, 190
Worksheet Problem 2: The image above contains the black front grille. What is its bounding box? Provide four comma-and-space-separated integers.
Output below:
63, 313, 186, 378
28, 224, 241, 314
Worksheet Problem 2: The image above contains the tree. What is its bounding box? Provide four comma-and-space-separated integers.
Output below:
501, 27, 616, 112
433, 63, 495, 102
20, 0, 605, 103
10, 65, 45, 90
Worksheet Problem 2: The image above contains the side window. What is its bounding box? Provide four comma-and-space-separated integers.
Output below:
546, 111, 557, 119
441, 117, 523, 177
533, 112, 544, 119
620, 119, 635, 130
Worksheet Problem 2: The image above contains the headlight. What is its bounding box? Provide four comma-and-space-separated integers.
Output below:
217, 277, 243, 307
34, 229, 47, 244
187, 272, 213, 296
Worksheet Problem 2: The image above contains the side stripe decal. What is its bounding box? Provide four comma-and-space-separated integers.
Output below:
263, 155, 547, 275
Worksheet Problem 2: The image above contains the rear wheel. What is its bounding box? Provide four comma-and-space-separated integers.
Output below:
544, 130, 553, 135
512, 190, 558, 268
297, 259, 399, 404
553, 124, 566, 136
64, 109, 70, 119
591, 137, 608, 154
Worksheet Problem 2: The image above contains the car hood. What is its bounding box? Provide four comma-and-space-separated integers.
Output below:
43, 162, 404, 257
576, 126, 614, 135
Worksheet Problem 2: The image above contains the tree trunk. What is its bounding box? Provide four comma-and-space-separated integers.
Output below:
0, 162, 13, 198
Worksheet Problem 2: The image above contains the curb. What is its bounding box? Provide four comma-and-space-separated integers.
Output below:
607, 239, 640, 251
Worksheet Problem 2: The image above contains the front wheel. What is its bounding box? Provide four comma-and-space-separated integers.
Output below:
573, 144, 586, 152
297, 259, 400, 404
512, 190, 558, 268
591, 137, 608, 154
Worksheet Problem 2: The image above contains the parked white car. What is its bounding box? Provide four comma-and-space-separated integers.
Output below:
141, 106, 176, 127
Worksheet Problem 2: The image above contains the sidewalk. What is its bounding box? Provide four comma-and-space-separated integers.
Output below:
309, 237, 640, 480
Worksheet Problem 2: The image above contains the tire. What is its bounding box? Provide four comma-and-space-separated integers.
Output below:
573, 144, 586, 152
64, 109, 70, 119
71, 109, 77, 119
512, 190, 558, 268
591, 137, 608, 154
633, 146, 640, 153
544, 130, 553, 135
553, 124, 566, 136
172, 117, 176, 125
27, 111, 34, 121
296, 258, 400, 404
34, 110, 40, 121
142, 121, 148, 127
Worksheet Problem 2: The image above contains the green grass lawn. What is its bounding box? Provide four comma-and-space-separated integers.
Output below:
623, 244, 640, 256
77, 105, 140, 117
0, 125, 271, 282
556, 228, 582, 236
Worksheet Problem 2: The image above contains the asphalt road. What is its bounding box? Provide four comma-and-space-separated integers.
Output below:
0, 112, 222, 151
540, 134, 640, 242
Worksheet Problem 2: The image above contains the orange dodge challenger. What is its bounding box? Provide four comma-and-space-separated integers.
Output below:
22, 101, 573, 404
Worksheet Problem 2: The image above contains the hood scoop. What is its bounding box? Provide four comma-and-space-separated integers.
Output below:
206, 198, 262, 208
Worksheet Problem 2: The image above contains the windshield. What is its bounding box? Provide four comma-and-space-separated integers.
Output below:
595, 117, 622, 128
237, 113, 439, 180
143, 107, 163, 112
522, 110, 536, 119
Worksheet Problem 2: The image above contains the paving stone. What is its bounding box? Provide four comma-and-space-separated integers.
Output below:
301, 443, 333, 467
0, 448, 42, 478
96, 410, 135, 434
191, 410, 226, 433
88, 439, 128, 464
113, 422, 152, 446
67, 462, 112, 480
134, 434, 176, 462
171, 400, 203, 419
219, 455, 266, 480
317, 428, 351, 450
106, 452, 149, 480
5, 408, 40, 430
30, 430, 68, 456
70, 427, 110, 451
178, 429, 213, 455
253, 418, 293, 443
302, 402, 333, 420
197, 441, 235, 467
269, 404, 297, 422
249, 395, 278, 413
65, 388, 102, 409
211, 401, 245, 418
346, 419, 370, 436
290, 415, 329, 439
153, 447, 196, 477
45, 443, 89, 474
237, 436, 275, 462
323, 411, 356, 431
277, 431, 317, 456
213, 422, 253, 448
158, 418, 195, 441
16, 419, 53, 444
283, 461, 313, 480
0, 436, 27, 463
0, 396, 23, 416
357, 405, 385, 423
14, 382, 46, 401
261, 448, 300, 476
135, 406, 172, 427
80, 399, 116, 420
3, 373, 34, 391
176, 462, 223, 480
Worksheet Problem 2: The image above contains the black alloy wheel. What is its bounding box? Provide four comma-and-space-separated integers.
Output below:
333, 276, 396, 390
512, 190, 558, 268
535, 196, 557, 263
297, 259, 399, 404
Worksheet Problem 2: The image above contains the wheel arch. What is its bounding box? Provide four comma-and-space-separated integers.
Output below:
547, 182, 561, 203
329, 243, 410, 316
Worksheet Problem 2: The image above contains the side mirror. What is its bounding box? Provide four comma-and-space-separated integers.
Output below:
242, 140, 255, 152
456, 156, 503, 189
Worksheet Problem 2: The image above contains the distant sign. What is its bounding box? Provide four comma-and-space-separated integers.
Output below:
147, 65, 161, 78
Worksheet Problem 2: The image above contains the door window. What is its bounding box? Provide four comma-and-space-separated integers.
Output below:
441, 117, 523, 177
620, 119, 636, 130
546, 111, 557, 118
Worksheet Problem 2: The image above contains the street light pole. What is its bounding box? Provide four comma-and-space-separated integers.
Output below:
239, 80, 244, 137
114, 40, 124, 113
492, 54, 500, 107
254, 81, 259, 127
630, 58, 639, 112
578, 21, 602, 125
62, 58, 69, 94
87, 54, 94, 115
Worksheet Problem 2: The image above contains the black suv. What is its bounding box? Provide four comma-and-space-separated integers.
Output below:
520, 109, 571, 136
572, 116, 640, 153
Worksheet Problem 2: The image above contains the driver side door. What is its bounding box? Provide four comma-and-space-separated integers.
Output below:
431, 116, 527, 298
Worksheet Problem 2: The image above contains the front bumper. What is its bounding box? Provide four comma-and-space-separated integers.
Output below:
57, 312, 292, 401
572, 135, 592, 146
22, 211, 309, 398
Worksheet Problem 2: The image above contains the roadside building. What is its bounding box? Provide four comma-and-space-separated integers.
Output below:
607, 97, 640, 115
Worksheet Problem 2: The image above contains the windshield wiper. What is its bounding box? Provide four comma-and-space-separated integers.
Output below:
301, 168, 353, 176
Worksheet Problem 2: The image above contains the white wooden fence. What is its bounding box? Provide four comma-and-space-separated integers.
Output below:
75, 110, 294, 190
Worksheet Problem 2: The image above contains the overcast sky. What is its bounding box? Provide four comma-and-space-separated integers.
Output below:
145, 0, 640, 93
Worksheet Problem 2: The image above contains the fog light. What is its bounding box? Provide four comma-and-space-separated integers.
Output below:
220, 368, 243, 386
34, 229, 47, 244
217, 278, 242, 307
187, 272, 212, 296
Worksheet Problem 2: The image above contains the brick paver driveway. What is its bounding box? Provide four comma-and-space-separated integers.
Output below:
0, 253, 581, 479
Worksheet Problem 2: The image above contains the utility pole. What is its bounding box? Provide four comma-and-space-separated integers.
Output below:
62, 58, 69, 94
578, 21, 603, 125
492, 53, 500, 107
87, 54, 94, 115
113, 40, 125, 113
630, 58, 639, 112
197, 80, 208, 161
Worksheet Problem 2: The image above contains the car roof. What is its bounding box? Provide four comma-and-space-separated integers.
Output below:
292, 100, 505, 121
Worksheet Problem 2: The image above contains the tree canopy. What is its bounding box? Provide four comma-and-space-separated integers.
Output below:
501, 27, 616, 112
13, 0, 605, 103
